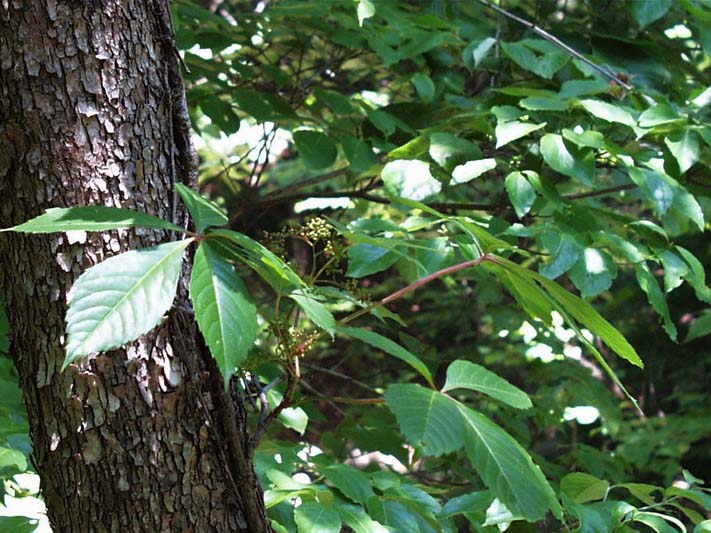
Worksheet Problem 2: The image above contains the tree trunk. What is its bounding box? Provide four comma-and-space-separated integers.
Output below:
0, 1, 270, 531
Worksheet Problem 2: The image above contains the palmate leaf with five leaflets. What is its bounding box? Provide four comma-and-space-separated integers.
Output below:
64, 239, 193, 368
190, 241, 258, 385
385, 382, 561, 522
206, 230, 336, 336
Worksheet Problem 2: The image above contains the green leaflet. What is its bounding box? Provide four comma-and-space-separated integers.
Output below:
540, 133, 595, 186
382, 159, 441, 202
560, 473, 610, 503
323, 464, 375, 505
579, 99, 636, 127
496, 257, 643, 368
64, 239, 193, 368
293, 130, 338, 170
190, 241, 258, 385
451, 158, 497, 184
495, 120, 546, 148
294, 501, 341, 533
442, 360, 532, 410
458, 404, 562, 521
504, 171, 537, 219
385, 383, 561, 521
665, 130, 701, 173
428, 132, 481, 172
568, 248, 617, 299
347, 243, 401, 278
337, 503, 388, 533
493, 266, 555, 327
207, 229, 303, 292
175, 183, 228, 233
338, 327, 434, 387
1, 206, 183, 234
411, 72, 435, 103
635, 262, 678, 341
288, 289, 336, 336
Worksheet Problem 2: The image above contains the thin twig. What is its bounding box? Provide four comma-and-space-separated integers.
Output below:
256, 189, 498, 211
564, 183, 637, 200
381, 254, 493, 305
262, 167, 350, 199
477, 0, 634, 91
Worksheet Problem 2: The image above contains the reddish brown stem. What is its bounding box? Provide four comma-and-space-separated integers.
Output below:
381, 254, 494, 305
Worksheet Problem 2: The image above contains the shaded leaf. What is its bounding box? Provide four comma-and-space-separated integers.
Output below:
629, 0, 672, 28
442, 360, 532, 409
293, 131, 338, 170
288, 289, 336, 335
339, 327, 434, 387
336, 504, 388, 533
342, 136, 378, 173
561, 473, 609, 503
458, 402, 562, 521
411, 73, 435, 103
323, 465, 374, 505
347, 243, 401, 278
294, 501, 341, 533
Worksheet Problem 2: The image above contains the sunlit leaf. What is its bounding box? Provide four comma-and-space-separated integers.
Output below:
382, 159, 441, 201
451, 159, 497, 184
579, 99, 635, 127
504, 171, 536, 219
357, 0, 375, 26
665, 130, 701, 173
64, 239, 193, 367
540, 134, 595, 185
190, 241, 257, 384
175, 183, 228, 233
2, 206, 183, 234
568, 248, 617, 298
495, 121, 546, 149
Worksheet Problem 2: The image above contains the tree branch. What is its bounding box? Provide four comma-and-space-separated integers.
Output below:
477, 0, 634, 91
255, 189, 499, 212
564, 183, 637, 200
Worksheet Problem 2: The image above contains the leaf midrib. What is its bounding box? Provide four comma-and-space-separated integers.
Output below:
70, 240, 189, 356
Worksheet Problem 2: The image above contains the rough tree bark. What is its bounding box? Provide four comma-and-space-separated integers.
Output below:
0, 1, 270, 531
